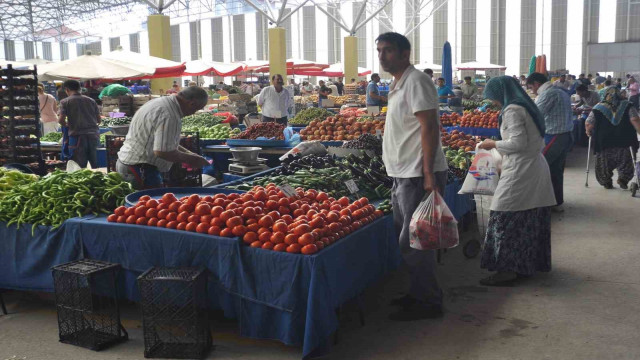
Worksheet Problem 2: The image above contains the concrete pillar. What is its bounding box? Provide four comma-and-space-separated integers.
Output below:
269, 27, 287, 80
147, 15, 173, 95
344, 36, 358, 82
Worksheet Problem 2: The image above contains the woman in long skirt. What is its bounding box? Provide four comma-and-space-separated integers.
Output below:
476, 77, 557, 286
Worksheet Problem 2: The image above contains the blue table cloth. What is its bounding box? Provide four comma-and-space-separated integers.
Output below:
1, 215, 400, 358
444, 179, 473, 221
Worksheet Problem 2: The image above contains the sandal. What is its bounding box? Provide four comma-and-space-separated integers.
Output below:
479, 272, 518, 287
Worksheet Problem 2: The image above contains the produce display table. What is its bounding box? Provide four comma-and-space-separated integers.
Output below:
444, 126, 500, 137
0, 215, 400, 358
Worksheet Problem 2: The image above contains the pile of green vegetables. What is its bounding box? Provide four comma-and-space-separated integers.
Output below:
182, 113, 226, 129
377, 199, 392, 214
40, 132, 63, 143
195, 124, 241, 140
228, 152, 392, 200
0, 168, 38, 192
0, 170, 133, 234
289, 107, 332, 126
101, 116, 132, 127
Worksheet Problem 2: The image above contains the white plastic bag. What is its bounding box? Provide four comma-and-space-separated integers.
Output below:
458, 145, 501, 195
279, 140, 327, 161
409, 191, 459, 250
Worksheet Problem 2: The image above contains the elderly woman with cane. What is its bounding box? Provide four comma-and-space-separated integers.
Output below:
585, 87, 640, 189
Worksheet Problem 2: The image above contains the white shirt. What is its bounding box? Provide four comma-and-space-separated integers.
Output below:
118, 96, 183, 172
328, 84, 338, 96
258, 86, 291, 118
491, 104, 557, 211
382, 65, 448, 178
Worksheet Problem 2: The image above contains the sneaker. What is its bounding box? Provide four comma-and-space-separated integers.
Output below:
389, 294, 418, 308
389, 302, 443, 321
551, 204, 565, 213
618, 180, 628, 190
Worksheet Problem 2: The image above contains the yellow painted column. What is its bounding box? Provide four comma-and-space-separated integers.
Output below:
147, 15, 173, 95
268, 27, 287, 81
344, 36, 358, 82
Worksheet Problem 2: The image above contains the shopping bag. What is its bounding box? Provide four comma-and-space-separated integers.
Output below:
458, 145, 501, 195
409, 191, 459, 250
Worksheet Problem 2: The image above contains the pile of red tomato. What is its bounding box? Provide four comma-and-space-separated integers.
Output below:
107, 185, 384, 255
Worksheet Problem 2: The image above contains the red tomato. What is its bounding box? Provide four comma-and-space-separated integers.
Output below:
157, 209, 169, 219
232, 225, 247, 237
168, 202, 181, 212
339, 208, 352, 217
374, 210, 384, 218
114, 206, 126, 216
208, 226, 222, 236
157, 219, 168, 228
136, 217, 148, 225
226, 202, 239, 210
294, 224, 311, 236
286, 243, 302, 253
327, 212, 340, 223
278, 206, 290, 215
309, 217, 325, 229
220, 210, 234, 223
125, 215, 137, 224
145, 208, 158, 219
301, 244, 318, 255
359, 197, 369, 206
177, 211, 190, 223
298, 233, 315, 246
124, 207, 135, 217
284, 234, 299, 245
157, 203, 168, 211
266, 200, 278, 211
226, 216, 243, 229
315, 192, 329, 202
241, 194, 254, 203
330, 204, 342, 212
134, 206, 147, 217
271, 232, 286, 244
145, 199, 159, 208
257, 227, 270, 235
242, 207, 256, 219
258, 215, 274, 228
273, 243, 288, 252
162, 193, 177, 204
187, 214, 201, 223
250, 241, 264, 248
280, 214, 293, 224
147, 218, 159, 227
176, 222, 187, 231
166, 212, 178, 222
314, 241, 325, 251
247, 223, 260, 232
166, 221, 178, 229
277, 197, 290, 207
186, 194, 201, 206
185, 222, 197, 232
195, 203, 211, 216
272, 222, 288, 234
243, 231, 258, 244
210, 206, 224, 217
107, 214, 118, 222
258, 231, 272, 243
196, 223, 209, 234
139, 195, 151, 202
293, 209, 305, 218
210, 217, 225, 228
339, 215, 352, 226
255, 190, 268, 201
178, 204, 194, 213
202, 195, 213, 203
117, 215, 127, 223
262, 242, 275, 250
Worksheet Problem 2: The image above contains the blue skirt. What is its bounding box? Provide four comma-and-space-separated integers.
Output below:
480, 207, 552, 276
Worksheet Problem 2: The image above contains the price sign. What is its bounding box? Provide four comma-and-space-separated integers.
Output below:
278, 183, 297, 198
344, 179, 359, 194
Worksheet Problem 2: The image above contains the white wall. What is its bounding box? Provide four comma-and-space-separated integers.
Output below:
505, 0, 522, 75
139, 31, 150, 56
316, 7, 329, 64
476, 0, 492, 64
120, 34, 130, 52
201, 18, 213, 60
566, 0, 585, 74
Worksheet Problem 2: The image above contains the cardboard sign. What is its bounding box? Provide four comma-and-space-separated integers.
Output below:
278, 183, 297, 198
344, 180, 359, 194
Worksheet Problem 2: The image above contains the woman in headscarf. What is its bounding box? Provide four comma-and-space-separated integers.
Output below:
476, 76, 557, 286
585, 86, 640, 189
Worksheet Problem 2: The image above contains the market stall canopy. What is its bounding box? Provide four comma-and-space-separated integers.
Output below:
184, 60, 246, 77
247, 59, 327, 74
296, 63, 372, 77
0, 60, 32, 69
455, 61, 507, 71
102, 47, 185, 78
38, 53, 156, 81
414, 62, 443, 71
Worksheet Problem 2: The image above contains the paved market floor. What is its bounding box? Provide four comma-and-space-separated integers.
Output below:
2, 145, 640, 360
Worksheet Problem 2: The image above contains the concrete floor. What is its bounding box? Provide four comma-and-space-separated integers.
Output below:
2, 145, 640, 360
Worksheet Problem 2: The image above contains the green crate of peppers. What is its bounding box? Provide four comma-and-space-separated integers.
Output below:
0, 169, 133, 234
289, 107, 332, 126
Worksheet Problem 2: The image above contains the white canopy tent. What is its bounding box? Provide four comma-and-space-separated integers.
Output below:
102, 47, 185, 78
414, 62, 443, 71
455, 62, 507, 71
38, 53, 156, 81
183, 60, 246, 77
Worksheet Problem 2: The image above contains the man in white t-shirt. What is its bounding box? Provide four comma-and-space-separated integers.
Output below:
378, 32, 448, 321
258, 74, 291, 125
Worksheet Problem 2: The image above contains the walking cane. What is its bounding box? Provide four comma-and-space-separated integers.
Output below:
585, 136, 592, 187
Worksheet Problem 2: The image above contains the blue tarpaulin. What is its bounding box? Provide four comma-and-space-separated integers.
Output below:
442, 41, 453, 89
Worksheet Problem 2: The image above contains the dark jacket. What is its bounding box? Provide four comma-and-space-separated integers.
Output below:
593, 107, 639, 154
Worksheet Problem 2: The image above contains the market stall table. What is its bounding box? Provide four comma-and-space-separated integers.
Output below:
202, 145, 291, 174
0, 213, 399, 358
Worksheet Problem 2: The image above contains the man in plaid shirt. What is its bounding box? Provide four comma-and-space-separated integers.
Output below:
527, 72, 574, 212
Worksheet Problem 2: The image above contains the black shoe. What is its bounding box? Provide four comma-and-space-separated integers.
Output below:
604, 183, 614, 189
389, 294, 418, 308
389, 302, 443, 321
618, 180, 628, 190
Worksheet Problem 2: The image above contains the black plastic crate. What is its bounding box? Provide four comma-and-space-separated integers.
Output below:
51, 259, 128, 351
105, 135, 126, 173
138, 267, 211, 359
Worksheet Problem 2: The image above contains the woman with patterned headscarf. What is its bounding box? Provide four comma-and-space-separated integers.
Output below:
585, 86, 640, 189
475, 76, 556, 286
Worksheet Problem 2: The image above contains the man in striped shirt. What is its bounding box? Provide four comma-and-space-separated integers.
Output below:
527, 72, 574, 212
116, 87, 210, 189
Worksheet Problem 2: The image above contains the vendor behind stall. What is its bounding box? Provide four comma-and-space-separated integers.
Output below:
258, 74, 291, 125
116, 87, 210, 189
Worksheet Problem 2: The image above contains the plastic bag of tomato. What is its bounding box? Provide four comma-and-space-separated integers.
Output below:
107, 185, 384, 255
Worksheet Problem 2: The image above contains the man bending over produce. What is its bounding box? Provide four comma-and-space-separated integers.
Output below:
378, 32, 448, 321
116, 87, 210, 189
58, 80, 101, 169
